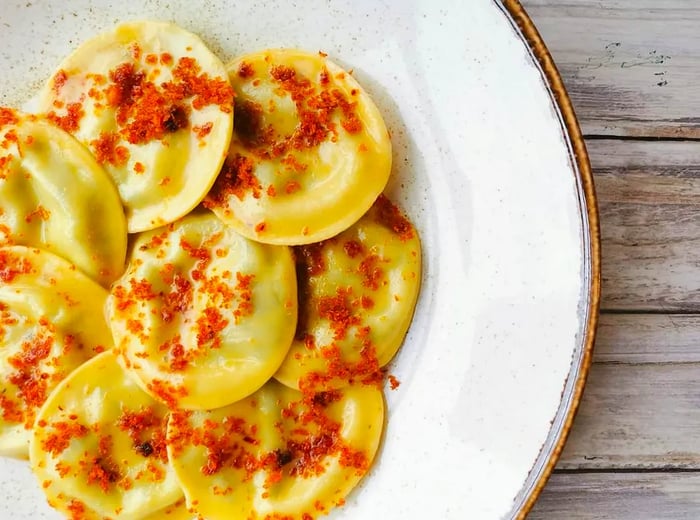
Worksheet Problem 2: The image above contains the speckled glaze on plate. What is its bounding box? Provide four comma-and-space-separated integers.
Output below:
0, 1, 599, 518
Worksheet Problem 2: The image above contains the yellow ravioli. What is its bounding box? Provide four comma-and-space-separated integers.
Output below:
275, 195, 421, 391
166, 379, 384, 520
0, 246, 112, 458
0, 108, 126, 287
144, 499, 193, 520
204, 48, 391, 245
29, 352, 183, 520
128, 498, 193, 520
34, 21, 234, 233
106, 212, 297, 410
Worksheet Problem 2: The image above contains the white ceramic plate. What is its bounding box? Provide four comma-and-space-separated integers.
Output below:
0, 1, 599, 518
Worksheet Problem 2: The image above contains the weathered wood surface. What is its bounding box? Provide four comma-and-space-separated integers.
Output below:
530, 473, 700, 519
594, 314, 700, 364
591, 140, 700, 312
558, 314, 700, 470
521, 0, 700, 517
560, 362, 700, 470
523, 0, 700, 138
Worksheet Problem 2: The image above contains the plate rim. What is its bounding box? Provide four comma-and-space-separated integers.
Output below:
500, 1, 602, 518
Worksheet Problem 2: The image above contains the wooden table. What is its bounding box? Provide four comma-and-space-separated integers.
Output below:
522, 1, 700, 518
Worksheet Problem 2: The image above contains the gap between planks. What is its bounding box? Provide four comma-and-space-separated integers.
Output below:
555, 468, 700, 475
586, 134, 700, 143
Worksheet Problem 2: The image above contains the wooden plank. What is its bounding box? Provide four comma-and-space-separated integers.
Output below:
596, 314, 700, 364
521, 0, 700, 137
589, 139, 700, 311
562, 314, 700, 469
530, 472, 700, 519
558, 362, 700, 470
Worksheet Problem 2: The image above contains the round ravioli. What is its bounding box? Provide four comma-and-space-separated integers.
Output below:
166, 379, 384, 520
275, 195, 421, 391
29, 352, 183, 520
0, 108, 126, 286
0, 246, 112, 458
106, 212, 297, 410
35, 21, 234, 233
203, 48, 392, 245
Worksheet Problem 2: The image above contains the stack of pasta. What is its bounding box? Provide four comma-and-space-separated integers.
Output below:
0, 21, 421, 520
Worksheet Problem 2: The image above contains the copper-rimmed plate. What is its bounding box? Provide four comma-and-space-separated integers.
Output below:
0, 0, 599, 518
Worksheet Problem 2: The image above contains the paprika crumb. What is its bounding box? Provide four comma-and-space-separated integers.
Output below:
47, 103, 84, 133
205, 153, 261, 205
24, 205, 51, 224
147, 379, 188, 409
0, 107, 19, 128
374, 194, 415, 241
41, 421, 89, 457
90, 132, 130, 166
388, 375, 401, 390
238, 61, 255, 78
118, 406, 168, 462
52, 70, 69, 96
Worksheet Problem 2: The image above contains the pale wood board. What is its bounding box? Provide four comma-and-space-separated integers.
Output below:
522, 0, 700, 137
558, 362, 700, 470
591, 139, 700, 311
594, 314, 700, 364
557, 315, 700, 470
529, 473, 700, 519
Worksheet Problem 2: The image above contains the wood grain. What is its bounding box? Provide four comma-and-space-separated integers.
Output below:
522, 0, 700, 137
558, 362, 700, 469
537, 312, 700, 514
590, 139, 700, 311
557, 314, 700, 470
529, 472, 700, 519
595, 314, 700, 364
